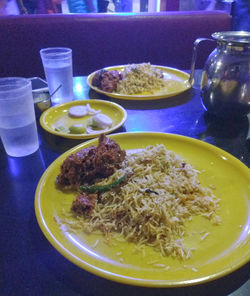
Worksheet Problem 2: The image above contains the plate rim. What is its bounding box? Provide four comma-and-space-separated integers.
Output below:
35, 132, 250, 287
39, 99, 127, 139
87, 65, 192, 100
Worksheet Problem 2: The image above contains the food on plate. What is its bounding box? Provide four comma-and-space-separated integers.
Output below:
56, 134, 126, 189
68, 124, 85, 134
53, 103, 112, 135
54, 125, 70, 133
71, 174, 130, 215
56, 135, 221, 259
86, 114, 113, 134
68, 104, 100, 118
68, 105, 88, 118
80, 173, 129, 194
92, 63, 167, 95
117, 63, 166, 95
91, 114, 113, 129
92, 69, 122, 92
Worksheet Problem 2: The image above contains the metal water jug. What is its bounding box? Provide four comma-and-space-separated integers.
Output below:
190, 31, 250, 118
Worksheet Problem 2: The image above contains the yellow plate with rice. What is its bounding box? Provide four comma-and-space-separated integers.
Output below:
34, 132, 250, 287
87, 65, 192, 100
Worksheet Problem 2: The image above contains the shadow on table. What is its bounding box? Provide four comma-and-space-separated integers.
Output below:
202, 112, 250, 139
196, 112, 250, 167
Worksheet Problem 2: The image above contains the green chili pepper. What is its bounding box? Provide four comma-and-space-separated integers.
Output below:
80, 174, 128, 194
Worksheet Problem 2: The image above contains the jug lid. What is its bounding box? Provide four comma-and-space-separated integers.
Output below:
212, 31, 250, 45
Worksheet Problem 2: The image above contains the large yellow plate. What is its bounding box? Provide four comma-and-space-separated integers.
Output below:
87, 65, 192, 100
35, 132, 250, 287
39, 99, 127, 139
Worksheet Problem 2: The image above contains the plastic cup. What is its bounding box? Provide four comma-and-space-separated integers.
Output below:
0, 78, 39, 157
40, 47, 73, 105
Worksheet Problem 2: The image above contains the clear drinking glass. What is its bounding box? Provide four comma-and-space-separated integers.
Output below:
40, 47, 73, 105
0, 78, 39, 157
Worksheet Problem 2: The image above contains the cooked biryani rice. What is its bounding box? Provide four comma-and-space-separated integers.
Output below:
61, 144, 221, 260
116, 63, 167, 95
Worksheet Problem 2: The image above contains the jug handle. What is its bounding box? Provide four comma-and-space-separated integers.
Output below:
189, 38, 214, 85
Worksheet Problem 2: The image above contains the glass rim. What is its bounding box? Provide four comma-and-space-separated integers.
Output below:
40, 47, 72, 57
0, 77, 31, 94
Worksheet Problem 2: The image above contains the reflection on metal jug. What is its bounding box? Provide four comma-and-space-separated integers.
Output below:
190, 31, 250, 118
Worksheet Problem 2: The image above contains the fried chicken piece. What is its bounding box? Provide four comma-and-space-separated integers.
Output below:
100, 71, 121, 92
71, 193, 98, 215
92, 69, 121, 92
92, 69, 107, 88
95, 133, 126, 177
56, 134, 126, 189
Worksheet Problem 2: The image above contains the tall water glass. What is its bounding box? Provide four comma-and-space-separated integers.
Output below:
40, 47, 73, 105
0, 78, 39, 157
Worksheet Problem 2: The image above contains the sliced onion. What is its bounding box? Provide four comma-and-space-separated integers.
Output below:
86, 104, 101, 115
86, 126, 109, 134
68, 105, 88, 117
91, 113, 113, 129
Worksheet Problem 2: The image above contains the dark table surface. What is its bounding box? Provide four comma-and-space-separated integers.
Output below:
1, 71, 249, 296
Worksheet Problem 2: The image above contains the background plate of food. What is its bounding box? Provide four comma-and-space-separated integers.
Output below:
35, 132, 250, 287
39, 99, 127, 139
87, 63, 192, 100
